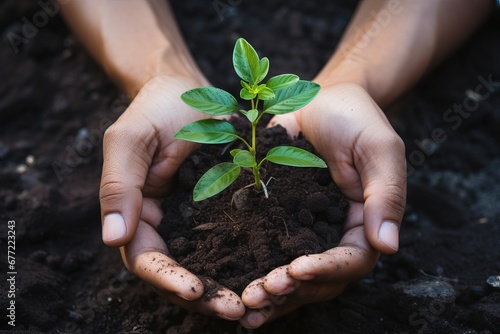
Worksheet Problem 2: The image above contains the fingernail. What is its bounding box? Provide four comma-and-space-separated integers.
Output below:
102, 213, 127, 242
378, 221, 399, 251
246, 311, 265, 328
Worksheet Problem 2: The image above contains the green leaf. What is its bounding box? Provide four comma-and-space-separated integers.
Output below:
240, 88, 256, 100
245, 109, 258, 123
266, 74, 299, 91
255, 57, 269, 84
230, 149, 243, 157
181, 87, 239, 116
233, 38, 260, 84
258, 87, 275, 101
233, 150, 256, 167
240, 80, 252, 90
174, 119, 237, 144
265, 146, 327, 168
193, 162, 241, 201
263, 80, 320, 115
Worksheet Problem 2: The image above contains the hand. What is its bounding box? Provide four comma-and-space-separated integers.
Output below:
240, 83, 406, 328
99, 75, 245, 320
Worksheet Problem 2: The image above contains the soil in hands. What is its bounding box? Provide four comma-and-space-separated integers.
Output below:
159, 116, 348, 296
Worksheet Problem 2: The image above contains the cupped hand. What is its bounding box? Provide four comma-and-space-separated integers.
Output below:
240, 82, 407, 328
99, 75, 245, 320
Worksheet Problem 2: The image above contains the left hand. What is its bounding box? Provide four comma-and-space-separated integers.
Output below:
240, 82, 407, 328
100, 76, 245, 321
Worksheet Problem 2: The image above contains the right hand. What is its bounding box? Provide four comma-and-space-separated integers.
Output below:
240, 82, 407, 328
99, 75, 245, 321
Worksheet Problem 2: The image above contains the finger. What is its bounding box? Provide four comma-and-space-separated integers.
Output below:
155, 284, 245, 321
241, 279, 347, 329
288, 225, 379, 281
345, 201, 364, 229
263, 266, 298, 295
124, 221, 245, 320
140, 198, 163, 229
357, 132, 407, 253
241, 278, 270, 309
194, 280, 245, 320
240, 308, 268, 329
121, 220, 203, 301
100, 105, 158, 247
240, 304, 298, 329
240, 280, 300, 329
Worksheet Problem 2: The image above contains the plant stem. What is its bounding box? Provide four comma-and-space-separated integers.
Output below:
251, 96, 261, 191
253, 165, 261, 191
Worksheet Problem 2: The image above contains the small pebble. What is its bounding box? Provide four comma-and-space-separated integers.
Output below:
76, 127, 89, 141
394, 279, 456, 302
26, 155, 35, 166
486, 275, 500, 290
16, 164, 28, 174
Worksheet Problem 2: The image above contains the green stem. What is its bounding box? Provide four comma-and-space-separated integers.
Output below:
251, 96, 261, 191
236, 135, 252, 151
253, 164, 261, 191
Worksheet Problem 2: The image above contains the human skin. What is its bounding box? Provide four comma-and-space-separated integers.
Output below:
61, 0, 492, 328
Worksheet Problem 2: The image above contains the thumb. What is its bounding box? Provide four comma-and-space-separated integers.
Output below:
360, 133, 407, 254
100, 117, 155, 247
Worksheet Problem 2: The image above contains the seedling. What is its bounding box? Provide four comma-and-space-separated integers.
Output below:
174, 38, 326, 201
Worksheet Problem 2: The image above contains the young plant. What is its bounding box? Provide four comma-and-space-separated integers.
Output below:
174, 38, 326, 201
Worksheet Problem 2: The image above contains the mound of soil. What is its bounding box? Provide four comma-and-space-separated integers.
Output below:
160, 118, 347, 295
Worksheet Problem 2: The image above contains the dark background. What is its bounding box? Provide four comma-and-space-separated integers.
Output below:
0, 1, 499, 333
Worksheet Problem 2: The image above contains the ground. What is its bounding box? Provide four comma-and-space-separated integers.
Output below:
0, 1, 499, 333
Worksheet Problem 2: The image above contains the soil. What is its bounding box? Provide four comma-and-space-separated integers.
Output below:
159, 117, 348, 296
1, 0, 500, 333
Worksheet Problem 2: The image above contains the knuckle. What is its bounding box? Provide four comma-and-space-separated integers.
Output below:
381, 132, 405, 152
100, 179, 129, 206
383, 185, 407, 219
103, 122, 124, 144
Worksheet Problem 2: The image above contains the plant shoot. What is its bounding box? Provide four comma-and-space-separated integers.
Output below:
174, 38, 326, 201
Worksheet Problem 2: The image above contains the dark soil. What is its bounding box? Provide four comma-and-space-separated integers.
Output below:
1, 1, 500, 333
160, 118, 347, 295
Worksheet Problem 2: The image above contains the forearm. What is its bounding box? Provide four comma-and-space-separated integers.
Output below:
317, 0, 492, 107
61, 0, 207, 97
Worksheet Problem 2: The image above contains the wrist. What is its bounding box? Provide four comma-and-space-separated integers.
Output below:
104, 45, 209, 99
315, 60, 366, 86
313, 60, 395, 108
